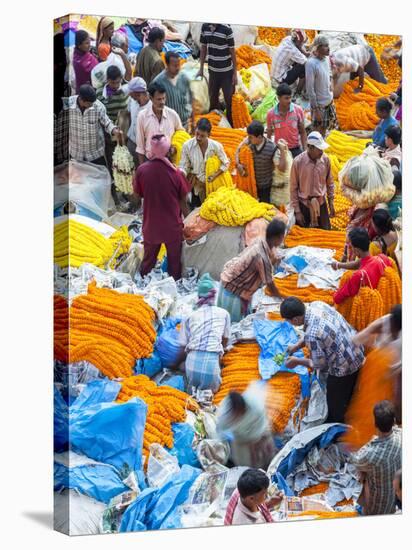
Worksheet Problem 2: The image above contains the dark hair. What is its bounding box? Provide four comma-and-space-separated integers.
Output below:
276, 83, 292, 97
373, 400, 396, 432
237, 469, 270, 499
75, 30, 89, 48
280, 297, 305, 320
390, 304, 401, 333
165, 51, 180, 65
79, 84, 97, 103
372, 209, 395, 235
392, 170, 402, 193
148, 27, 165, 44
247, 120, 265, 137
196, 117, 212, 134
376, 98, 392, 113
266, 219, 286, 241
106, 65, 122, 81
228, 392, 246, 416
148, 80, 167, 97
384, 125, 401, 145
348, 227, 370, 252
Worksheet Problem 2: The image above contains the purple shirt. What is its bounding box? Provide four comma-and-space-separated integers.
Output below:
73, 49, 99, 93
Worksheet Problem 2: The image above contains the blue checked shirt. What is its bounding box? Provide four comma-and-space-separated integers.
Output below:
304, 301, 364, 377
180, 305, 231, 354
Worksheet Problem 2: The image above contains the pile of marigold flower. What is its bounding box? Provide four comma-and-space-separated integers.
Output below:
257, 27, 316, 46
233, 144, 257, 198
194, 111, 223, 127
236, 45, 272, 71
171, 129, 191, 166
335, 77, 397, 131
210, 126, 247, 171
213, 343, 302, 433
285, 226, 346, 259
116, 374, 199, 466
205, 155, 234, 195
232, 93, 252, 129
265, 274, 335, 305
54, 281, 156, 378
365, 33, 402, 85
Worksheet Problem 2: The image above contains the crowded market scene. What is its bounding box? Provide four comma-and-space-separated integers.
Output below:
53, 15, 402, 535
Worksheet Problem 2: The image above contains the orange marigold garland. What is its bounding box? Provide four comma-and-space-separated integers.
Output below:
232, 93, 253, 129
209, 126, 247, 171
234, 144, 257, 198
285, 226, 346, 260
236, 44, 272, 71
265, 274, 335, 305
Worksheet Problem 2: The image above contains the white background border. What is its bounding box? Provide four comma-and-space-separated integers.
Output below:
1, 1, 409, 548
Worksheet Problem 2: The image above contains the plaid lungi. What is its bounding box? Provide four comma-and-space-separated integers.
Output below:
185, 350, 222, 393
311, 102, 337, 133
217, 285, 251, 323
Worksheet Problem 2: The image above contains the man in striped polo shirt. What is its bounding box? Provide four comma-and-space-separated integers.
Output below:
197, 23, 237, 127
152, 51, 194, 131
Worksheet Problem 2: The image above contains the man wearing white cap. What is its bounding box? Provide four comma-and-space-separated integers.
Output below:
127, 77, 151, 165
290, 131, 335, 230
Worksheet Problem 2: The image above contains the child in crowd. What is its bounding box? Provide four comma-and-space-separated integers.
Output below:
224, 468, 282, 525
372, 98, 398, 148
382, 125, 402, 171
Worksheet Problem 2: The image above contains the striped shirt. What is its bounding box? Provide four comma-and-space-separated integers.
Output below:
96, 84, 129, 124
273, 35, 307, 82
152, 70, 193, 125
200, 24, 235, 73
180, 305, 231, 354
250, 138, 277, 189
221, 238, 274, 301
304, 301, 364, 377
352, 427, 402, 515
63, 96, 115, 161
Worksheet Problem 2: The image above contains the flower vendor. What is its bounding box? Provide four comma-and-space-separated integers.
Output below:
382, 125, 402, 171
135, 80, 184, 165
197, 23, 237, 127
225, 469, 282, 526
218, 219, 286, 322
369, 209, 399, 262
132, 134, 190, 280
235, 121, 286, 204
73, 30, 99, 93
266, 83, 307, 158
280, 297, 364, 424
289, 131, 335, 229
179, 117, 230, 207
216, 384, 275, 470
96, 16, 115, 61
305, 34, 336, 135
126, 77, 151, 166
272, 29, 309, 94
372, 98, 399, 148
152, 51, 194, 131
331, 43, 388, 94
179, 273, 231, 394
134, 26, 166, 85
351, 400, 401, 516
332, 228, 392, 305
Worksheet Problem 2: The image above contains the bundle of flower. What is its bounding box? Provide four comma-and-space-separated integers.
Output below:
194, 111, 223, 127
265, 274, 335, 305
326, 130, 369, 180
116, 374, 199, 466
232, 93, 252, 129
236, 45, 272, 71
200, 186, 276, 226
213, 343, 302, 434
171, 129, 191, 166
112, 144, 135, 194
365, 34, 402, 85
209, 126, 247, 171
54, 282, 156, 378
285, 226, 346, 259
336, 259, 401, 331
54, 219, 132, 269
205, 155, 234, 195
233, 144, 257, 198
335, 77, 397, 131
343, 346, 395, 450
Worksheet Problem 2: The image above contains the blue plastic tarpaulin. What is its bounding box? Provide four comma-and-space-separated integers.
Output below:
169, 423, 200, 468
54, 458, 129, 504
124, 26, 191, 58
160, 375, 185, 391
135, 350, 163, 378
119, 488, 158, 532
155, 318, 184, 368
54, 386, 70, 452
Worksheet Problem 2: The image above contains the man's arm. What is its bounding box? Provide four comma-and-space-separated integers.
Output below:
333, 270, 362, 305
235, 137, 249, 174
276, 143, 288, 173
266, 111, 274, 141
298, 119, 307, 149
198, 44, 207, 77
97, 101, 116, 135
230, 48, 237, 86
289, 159, 305, 226
216, 143, 230, 172
355, 66, 365, 93
178, 142, 192, 176
135, 111, 147, 163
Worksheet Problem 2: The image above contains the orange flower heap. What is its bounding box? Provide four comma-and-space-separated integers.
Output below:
54, 294, 69, 362
285, 226, 346, 259
234, 144, 257, 198
365, 34, 402, 85
194, 111, 222, 127
210, 126, 247, 171
54, 281, 156, 379
257, 27, 288, 45
236, 45, 272, 71
265, 274, 335, 306
116, 375, 199, 465
232, 93, 252, 129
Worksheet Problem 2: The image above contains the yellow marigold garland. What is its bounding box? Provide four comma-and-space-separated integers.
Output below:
205, 155, 234, 195
171, 129, 191, 166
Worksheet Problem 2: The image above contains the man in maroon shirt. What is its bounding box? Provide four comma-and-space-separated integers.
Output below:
133, 134, 190, 280
333, 228, 392, 305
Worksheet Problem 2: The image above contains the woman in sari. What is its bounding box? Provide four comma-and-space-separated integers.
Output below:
73, 30, 99, 93
369, 209, 398, 262
96, 16, 115, 61
216, 383, 275, 470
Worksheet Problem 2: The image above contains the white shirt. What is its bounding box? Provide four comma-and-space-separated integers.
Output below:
333, 44, 371, 74
135, 104, 183, 158
179, 304, 231, 354
273, 35, 307, 82
127, 98, 150, 142
179, 138, 230, 183
231, 499, 266, 525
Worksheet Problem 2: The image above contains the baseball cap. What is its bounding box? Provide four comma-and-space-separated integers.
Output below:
128, 77, 147, 93
307, 131, 329, 150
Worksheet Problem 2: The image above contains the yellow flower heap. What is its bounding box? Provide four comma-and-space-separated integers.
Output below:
205, 155, 234, 195
200, 186, 276, 226
171, 129, 191, 166
54, 219, 132, 269
325, 131, 370, 231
